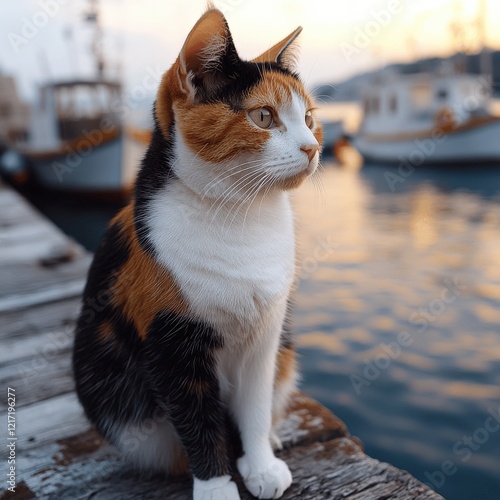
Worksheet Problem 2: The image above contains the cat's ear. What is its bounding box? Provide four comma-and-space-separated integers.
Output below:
177, 8, 239, 102
252, 26, 302, 71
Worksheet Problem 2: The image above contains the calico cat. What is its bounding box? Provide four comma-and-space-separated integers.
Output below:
73, 6, 322, 500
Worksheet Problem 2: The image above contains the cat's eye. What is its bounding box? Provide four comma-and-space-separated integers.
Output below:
305, 110, 314, 129
249, 107, 274, 129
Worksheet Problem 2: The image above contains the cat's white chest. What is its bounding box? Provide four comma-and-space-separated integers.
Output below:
147, 181, 295, 340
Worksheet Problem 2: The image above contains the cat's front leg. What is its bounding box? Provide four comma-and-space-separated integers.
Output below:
232, 329, 292, 499
143, 314, 240, 500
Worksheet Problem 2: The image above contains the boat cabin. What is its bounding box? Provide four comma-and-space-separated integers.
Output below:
29, 80, 122, 150
360, 73, 491, 136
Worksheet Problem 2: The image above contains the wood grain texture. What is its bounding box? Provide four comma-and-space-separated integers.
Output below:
0, 181, 444, 499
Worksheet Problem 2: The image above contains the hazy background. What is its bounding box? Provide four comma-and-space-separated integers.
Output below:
3, 0, 500, 100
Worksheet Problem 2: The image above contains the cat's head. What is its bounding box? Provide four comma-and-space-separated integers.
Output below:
155, 6, 322, 199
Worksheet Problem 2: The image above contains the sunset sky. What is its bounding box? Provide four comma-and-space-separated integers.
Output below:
2, 0, 499, 100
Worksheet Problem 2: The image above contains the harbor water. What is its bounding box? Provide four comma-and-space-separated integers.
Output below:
23, 160, 500, 500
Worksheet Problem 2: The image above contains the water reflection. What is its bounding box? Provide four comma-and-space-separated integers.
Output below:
292, 162, 500, 500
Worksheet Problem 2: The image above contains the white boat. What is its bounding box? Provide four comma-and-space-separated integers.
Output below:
12, 0, 149, 200
21, 79, 146, 200
354, 71, 500, 165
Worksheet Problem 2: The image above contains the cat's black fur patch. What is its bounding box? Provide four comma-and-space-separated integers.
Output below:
143, 311, 229, 479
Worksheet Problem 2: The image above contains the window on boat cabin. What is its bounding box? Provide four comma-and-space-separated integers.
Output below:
410, 83, 431, 109
55, 83, 121, 142
371, 96, 380, 114
389, 94, 397, 113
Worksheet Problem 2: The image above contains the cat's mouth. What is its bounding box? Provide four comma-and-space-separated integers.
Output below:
275, 161, 316, 190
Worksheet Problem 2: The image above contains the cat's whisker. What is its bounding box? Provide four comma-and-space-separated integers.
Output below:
207, 168, 266, 225
207, 165, 266, 212
200, 159, 268, 200
218, 169, 268, 229
229, 172, 271, 232
241, 173, 272, 225
205, 158, 282, 217
220, 168, 268, 230
201, 157, 265, 190
311, 170, 326, 211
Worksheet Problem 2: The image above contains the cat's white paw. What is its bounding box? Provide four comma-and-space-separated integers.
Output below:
237, 455, 292, 499
193, 475, 240, 500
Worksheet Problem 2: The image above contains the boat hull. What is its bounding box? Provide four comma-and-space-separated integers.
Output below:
354, 118, 500, 165
25, 132, 145, 198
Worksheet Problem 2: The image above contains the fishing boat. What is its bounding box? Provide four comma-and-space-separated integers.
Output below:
21, 79, 145, 199
16, 0, 148, 200
354, 70, 500, 165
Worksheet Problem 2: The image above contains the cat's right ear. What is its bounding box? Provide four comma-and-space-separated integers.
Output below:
177, 8, 239, 102
252, 27, 302, 72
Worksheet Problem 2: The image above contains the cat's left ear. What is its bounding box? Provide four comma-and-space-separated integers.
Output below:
178, 8, 239, 102
252, 26, 302, 71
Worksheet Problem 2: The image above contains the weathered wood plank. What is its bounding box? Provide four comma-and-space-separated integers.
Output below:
0, 218, 75, 262
0, 392, 90, 453
0, 188, 38, 228
2, 395, 443, 500
0, 327, 72, 365
0, 277, 86, 313
0, 347, 74, 411
0, 182, 90, 312
0, 297, 80, 341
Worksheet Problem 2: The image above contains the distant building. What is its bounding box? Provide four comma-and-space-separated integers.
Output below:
0, 73, 30, 146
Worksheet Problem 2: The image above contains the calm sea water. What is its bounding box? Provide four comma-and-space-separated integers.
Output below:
293, 162, 500, 500
24, 160, 500, 500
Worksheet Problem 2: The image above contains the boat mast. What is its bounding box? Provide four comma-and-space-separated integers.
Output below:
85, 0, 104, 79
477, 0, 492, 78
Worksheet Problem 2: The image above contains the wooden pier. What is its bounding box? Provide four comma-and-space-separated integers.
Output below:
0, 180, 444, 499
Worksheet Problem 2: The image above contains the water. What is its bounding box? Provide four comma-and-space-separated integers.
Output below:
22, 161, 500, 500
293, 162, 500, 500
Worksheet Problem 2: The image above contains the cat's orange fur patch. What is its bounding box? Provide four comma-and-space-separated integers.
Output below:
167, 445, 190, 476
275, 345, 297, 387
175, 100, 268, 162
156, 62, 183, 140
185, 378, 212, 395
110, 204, 188, 340
273, 346, 297, 423
98, 321, 114, 341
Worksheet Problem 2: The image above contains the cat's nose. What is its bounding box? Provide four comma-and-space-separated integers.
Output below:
300, 144, 319, 162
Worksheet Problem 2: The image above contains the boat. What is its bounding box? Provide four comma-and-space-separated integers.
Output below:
21, 79, 146, 200
354, 70, 500, 165
15, 0, 148, 200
